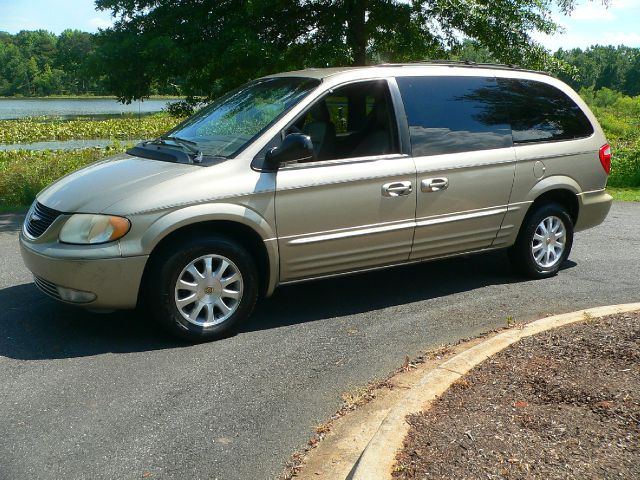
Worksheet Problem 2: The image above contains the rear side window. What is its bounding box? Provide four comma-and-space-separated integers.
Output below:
396, 76, 512, 156
497, 78, 594, 144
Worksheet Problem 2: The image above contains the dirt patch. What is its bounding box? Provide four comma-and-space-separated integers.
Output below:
394, 311, 640, 479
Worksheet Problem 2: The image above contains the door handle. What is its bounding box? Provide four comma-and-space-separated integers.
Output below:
382, 181, 412, 197
421, 177, 449, 192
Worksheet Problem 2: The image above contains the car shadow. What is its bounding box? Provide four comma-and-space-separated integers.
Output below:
0, 250, 576, 361
0, 283, 185, 361
242, 250, 566, 333
0, 213, 25, 234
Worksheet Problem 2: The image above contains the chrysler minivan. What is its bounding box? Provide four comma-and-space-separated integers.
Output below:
20, 63, 613, 341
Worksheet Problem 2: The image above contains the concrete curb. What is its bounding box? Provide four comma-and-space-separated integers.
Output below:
350, 302, 640, 480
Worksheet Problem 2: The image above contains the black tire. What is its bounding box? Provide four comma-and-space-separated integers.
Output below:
508, 202, 574, 279
145, 235, 259, 342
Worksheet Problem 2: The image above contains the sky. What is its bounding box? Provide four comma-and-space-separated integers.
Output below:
533, 0, 640, 50
0, 0, 639, 51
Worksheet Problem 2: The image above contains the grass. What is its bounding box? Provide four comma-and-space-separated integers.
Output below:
0, 95, 182, 100
582, 88, 640, 189
0, 205, 27, 213
0, 145, 129, 207
607, 187, 640, 202
0, 113, 183, 144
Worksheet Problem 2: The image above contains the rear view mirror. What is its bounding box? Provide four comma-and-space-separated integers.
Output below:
264, 133, 313, 169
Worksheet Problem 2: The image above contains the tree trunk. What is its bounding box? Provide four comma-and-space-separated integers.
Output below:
347, 0, 368, 66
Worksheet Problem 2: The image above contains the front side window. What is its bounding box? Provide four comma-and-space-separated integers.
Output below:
167, 77, 319, 157
396, 76, 513, 157
283, 79, 400, 162
497, 78, 594, 144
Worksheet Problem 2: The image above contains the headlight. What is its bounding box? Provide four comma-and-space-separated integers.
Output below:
59, 214, 130, 245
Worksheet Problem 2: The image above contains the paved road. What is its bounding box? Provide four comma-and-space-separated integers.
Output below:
1, 203, 638, 480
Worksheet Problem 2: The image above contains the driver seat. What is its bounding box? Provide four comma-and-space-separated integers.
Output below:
351, 99, 392, 157
302, 101, 336, 161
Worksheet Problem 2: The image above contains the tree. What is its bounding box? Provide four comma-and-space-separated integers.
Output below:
625, 53, 640, 96
555, 45, 639, 95
56, 30, 95, 93
93, 0, 610, 101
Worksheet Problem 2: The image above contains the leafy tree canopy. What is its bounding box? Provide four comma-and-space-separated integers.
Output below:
0, 29, 101, 96
93, 0, 609, 102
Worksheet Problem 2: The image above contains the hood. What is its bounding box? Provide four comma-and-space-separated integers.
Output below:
37, 153, 196, 213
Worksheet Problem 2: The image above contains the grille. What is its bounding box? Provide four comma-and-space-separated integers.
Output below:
25, 202, 62, 239
33, 276, 62, 301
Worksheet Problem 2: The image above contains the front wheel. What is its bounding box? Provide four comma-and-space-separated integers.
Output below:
508, 203, 574, 279
146, 236, 259, 342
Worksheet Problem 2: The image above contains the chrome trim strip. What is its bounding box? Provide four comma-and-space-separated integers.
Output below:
506, 200, 533, 211
278, 217, 414, 242
284, 203, 522, 245
577, 188, 606, 196
415, 207, 507, 228
288, 220, 415, 245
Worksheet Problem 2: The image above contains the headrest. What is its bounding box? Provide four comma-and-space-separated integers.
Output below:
309, 101, 331, 122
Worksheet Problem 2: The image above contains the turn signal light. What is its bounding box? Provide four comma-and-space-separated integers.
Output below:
599, 144, 611, 175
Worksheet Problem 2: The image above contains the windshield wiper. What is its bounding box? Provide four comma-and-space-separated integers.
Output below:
152, 135, 203, 163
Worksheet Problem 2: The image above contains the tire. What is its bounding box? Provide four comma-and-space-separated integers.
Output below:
145, 235, 259, 342
508, 202, 574, 279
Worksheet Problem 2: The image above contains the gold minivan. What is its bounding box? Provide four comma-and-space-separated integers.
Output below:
20, 63, 613, 341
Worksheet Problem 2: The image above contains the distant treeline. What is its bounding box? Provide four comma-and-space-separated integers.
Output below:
0, 30, 102, 96
0, 29, 175, 97
455, 42, 640, 97
1, 30, 639, 98
555, 46, 640, 97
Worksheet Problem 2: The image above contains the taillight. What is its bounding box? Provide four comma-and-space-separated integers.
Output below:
599, 144, 611, 175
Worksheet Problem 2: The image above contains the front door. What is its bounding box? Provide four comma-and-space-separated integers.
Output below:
394, 75, 516, 260
274, 79, 417, 281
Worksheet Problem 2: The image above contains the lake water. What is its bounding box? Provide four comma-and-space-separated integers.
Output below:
0, 97, 181, 120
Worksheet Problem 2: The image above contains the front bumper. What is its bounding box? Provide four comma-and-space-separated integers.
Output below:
575, 190, 613, 232
20, 240, 148, 309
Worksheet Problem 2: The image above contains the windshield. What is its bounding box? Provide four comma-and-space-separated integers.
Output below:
166, 77, 320, 158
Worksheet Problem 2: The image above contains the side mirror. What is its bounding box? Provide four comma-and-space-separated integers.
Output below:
264, 133, 313, 170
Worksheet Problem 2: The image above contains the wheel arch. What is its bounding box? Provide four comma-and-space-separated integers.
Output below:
139, 204, 279, 301
524, 176, 580, 225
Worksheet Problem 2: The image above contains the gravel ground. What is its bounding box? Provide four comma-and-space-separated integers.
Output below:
394, 311, 640, 479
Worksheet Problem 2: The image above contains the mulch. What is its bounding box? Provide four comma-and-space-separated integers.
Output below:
393, 311, 640, 479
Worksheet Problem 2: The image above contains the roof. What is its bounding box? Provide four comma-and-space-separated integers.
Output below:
263, 61, 551, 81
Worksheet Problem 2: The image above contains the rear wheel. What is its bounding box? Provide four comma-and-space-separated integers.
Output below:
146, 236, 258, 341
508, 202, 574, 279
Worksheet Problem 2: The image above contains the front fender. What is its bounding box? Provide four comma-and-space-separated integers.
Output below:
121, 202, 279, 296
139, 202, 276, 251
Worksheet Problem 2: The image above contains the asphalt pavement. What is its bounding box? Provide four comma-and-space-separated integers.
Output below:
1, 202, 638, 480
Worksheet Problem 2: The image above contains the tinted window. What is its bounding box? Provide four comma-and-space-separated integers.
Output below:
497, 78, 594, 144
396, 76, 512, 156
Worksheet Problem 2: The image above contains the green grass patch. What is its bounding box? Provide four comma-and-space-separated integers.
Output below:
582, 89, 640, 188
0, 205, 28, 213
607, 187, 640, 202
0, 113, 183, 144
0, 146, 127, 207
